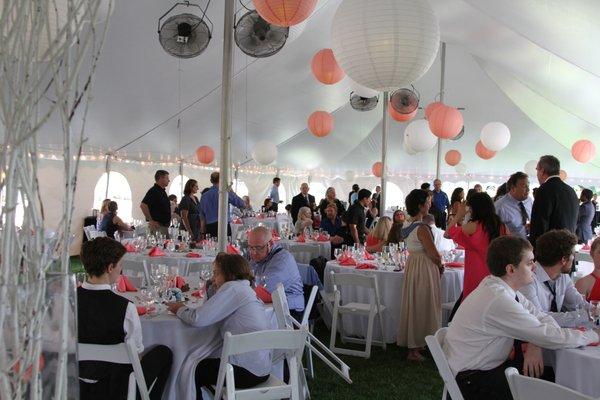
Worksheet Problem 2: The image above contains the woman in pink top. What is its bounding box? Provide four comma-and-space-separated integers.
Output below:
445, 192, 506, 305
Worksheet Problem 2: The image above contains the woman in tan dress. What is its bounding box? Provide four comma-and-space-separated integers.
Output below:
397, 189, 444, 361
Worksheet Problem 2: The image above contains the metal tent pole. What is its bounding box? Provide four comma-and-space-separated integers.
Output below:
435, 42, 446, 179
380, 91, 389, 213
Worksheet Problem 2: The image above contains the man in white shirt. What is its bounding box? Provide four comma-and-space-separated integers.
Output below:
423, 214, 455, 252
519, 229, 590, 327
78, 237, 172, 399
494, 172, 533, 238
444, 235, 599, 400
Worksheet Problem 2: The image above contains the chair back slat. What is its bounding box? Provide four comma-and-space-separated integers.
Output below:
425, 328, 465, 400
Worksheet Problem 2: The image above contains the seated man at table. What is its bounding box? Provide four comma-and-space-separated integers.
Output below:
519, 229, 590, 327
78, 237, 172, 400
444, 235, 599, 400
320, 202, 346, 250
247, 226, 305, 320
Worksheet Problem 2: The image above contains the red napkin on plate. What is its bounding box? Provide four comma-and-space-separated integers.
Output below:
356, 263, 376, 270
136, 305, 156, 316
116, 275, 137, 292
317, 234, 329, 242
186, 252, 201, 258
338, 256, 357, 266
445, 262, 464, 268
582, 243, 591, 251
191, 290, 203, 298
148, 247, 165, 257
255, 286, 272, 303
296, 234, 305, 243
124, 243, 137, 252
227, 244, 240, 255
363, 251, 374, 260
174, 276, 186, 289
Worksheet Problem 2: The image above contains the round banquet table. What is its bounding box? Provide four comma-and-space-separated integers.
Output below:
278, 239, 331, 264
553, 345, 600, 397
121, 252, 214, 277
322, 261, 464, 343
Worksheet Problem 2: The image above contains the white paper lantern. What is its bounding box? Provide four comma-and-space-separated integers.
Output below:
348, 77, 379, 98
404, 119, 437, 153
402, 136, 418, 155
331, 0, 440, 91
455, 163, 468, 175
524, 160, 538, 176
252, 141, 277, 165
344, 170, 355, 181
480, 122, 511, 152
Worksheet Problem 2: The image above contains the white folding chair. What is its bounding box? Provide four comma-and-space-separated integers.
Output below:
425, 328, 464, 400
210, 329, 308, 400
77, 339, 155, 400
329, 271, 386, 358
505, 367, 594, 400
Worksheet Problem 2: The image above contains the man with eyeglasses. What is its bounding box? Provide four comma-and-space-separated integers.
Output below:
247, 226, 304, 320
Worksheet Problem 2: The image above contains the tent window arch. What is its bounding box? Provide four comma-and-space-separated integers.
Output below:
383, 182, 405, 209
93, 172, 133, 222
233, 179, 249, 198
309, 182, 327, 205
168, 175, 190, 200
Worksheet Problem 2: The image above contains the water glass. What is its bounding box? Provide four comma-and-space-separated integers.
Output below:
591, 301, 600, 325
334, 248, 342, 260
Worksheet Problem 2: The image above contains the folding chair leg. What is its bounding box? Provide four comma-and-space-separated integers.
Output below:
377, 312, 387, 351
329, 306, 339, 351
364, 311, 375, 359
305, 343, 314, 379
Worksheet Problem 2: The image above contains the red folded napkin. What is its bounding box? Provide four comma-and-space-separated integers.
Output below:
356, 263, 376, 270
339, 257, 357, 266
296, 235, 305, 243
363, 251, 374, 260
232, 218, 243, 225
227, 244, 240, 255
124, 243, 137, 252
191, 290, 203, 298
148, 247, 165, 257
445, 262, 464, 268
317, 234, 329, 242
174, 276, 186, 289
136, 305, 156, 316
186, 252, 201, 258
116, 275, 137, 292
255, 286, 272, 303
582, 244, 591, 251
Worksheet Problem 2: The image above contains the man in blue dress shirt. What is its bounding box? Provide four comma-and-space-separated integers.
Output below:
199, 172, 246, 238
495, 172, 533, 238
269, 177, 281, 212
431, 179, 450, 229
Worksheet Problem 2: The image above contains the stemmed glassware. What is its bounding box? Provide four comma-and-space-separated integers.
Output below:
590, 301, 600, 326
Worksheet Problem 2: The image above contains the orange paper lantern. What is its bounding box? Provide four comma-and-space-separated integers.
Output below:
388, 102, 417, 122
560, 170, 568, 181
424, 101, 444, 120
445, 150, 462, 166
475, 140, 496, 160
311, 48, 345, 85
428, 105, 464, 139
571, 139, 596, 163
372, 162, 383, 177
195, 146, 214, 164
307, 111, 334, 137
252, 0, 317, 27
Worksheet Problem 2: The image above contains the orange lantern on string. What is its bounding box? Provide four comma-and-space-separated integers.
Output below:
388, 103, 417, 122
311, 49, 345, 85
195, 146, 214, 164
428, 105, 463, 139
252, 0, 317, 27
560, 170, 568, 181
445, 150, 462, 166
424, 101, 444, 120
372, 162, 383, 177
475, 140, 496, 160
571, 139, 596, 163
307, 111, 334, 137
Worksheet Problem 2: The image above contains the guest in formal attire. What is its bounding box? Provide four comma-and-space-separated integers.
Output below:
431, 179, 450, 229
99, 201, 133, 239
78, 237, 172, 400
365, 197, 379, 229
530, 155, 579, 247
247, 226, 304, 320
343, 188, 371, 245
577, 188, 595, 244
397, 189, 443, 361
179, 179, 202, 241
576, 236, 600, 301
519, 230, 590, 327
372, 185, 382, 213
262, 198, 275, 213
444, 236, 598, 400
199, 172, 246, 238
348, 184, 359, 205
140, 170, 171, 236
168, 194, 179, 221
423, 214, 455, 252
269, 177, 281, 212
386, 210, 406, 245
473, 183, 483, 193
493, 182, 507, 202
291, 183, 316, 224
167, 253, 270, 399
321, 203, 345, 253
318, 187, 346, 217
446, 193, 506, 320
365, 216, 392, 253
96, 198, 111, 229
242, 196, 252, 212
495, 172, 532, 238
294, 206, 313, 235
448, 187, 465, 221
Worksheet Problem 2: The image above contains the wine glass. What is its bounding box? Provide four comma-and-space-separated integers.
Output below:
334, 248, 342, 260
590, 301, 600, 326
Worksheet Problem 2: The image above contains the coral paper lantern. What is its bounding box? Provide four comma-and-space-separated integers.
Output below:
445, 150, 462, 166
559, 170, 568, 181
311, 49, 345, 85
372, 162, 383, 178
307, 111, 334, 137
252, 0, 317, 27
428, 106, 463, 139
571, 139, 596, 163
424, 101, 444, 120
481, 122, 511, 151
388, 103, 417, 122
195, 146, 214, 164
331, 0, 439, 91
475, 140, 496, 160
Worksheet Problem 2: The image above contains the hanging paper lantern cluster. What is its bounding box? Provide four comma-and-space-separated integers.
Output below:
331, 0, 439, 91
524, 160, 538, 176
252, 0, 317, 27
372, 162, 383, 178
481, 122, 510, 151
252, 141, 277, 165
571, 139, 596, 163
424, 101, 444, 120
445, 150, 461, 166
195, 146, 214, 164
404, 119, 437, 153
307, 111, 334, 137
428, 105, 463, 139
475, 140, 496, 160
311, 48, 345, 85
388, 103, 417, 122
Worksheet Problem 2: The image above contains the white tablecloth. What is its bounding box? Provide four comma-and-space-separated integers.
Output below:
122, 252, 214, 277
323, 261, 464, 343
554, 345, 600, 397
278, 239, 331, 263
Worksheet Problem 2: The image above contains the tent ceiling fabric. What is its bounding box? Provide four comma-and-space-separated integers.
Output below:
30, 0, 600, 177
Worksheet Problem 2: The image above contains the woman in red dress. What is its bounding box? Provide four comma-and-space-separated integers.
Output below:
576, 236, 600, 301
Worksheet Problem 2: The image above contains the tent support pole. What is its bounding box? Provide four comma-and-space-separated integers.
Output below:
435, 41, 446, 180
217, 0, 235, 252
380, 91, 389, 214
104, 154, 111, 200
